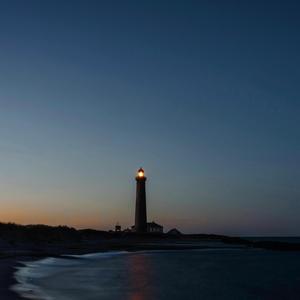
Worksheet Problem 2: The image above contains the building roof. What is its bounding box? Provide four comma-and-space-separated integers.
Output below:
147, 221, 163, 228
167, 228, 182, 235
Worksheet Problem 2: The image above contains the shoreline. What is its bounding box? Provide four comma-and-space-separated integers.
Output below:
2, 236, 300, 300
3, 241, 246, 300
0, 257, 30, 300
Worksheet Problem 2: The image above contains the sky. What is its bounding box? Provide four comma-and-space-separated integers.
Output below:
0, 0, 299, 235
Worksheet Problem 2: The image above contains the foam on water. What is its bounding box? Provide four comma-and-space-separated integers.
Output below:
12, 251, 129, 300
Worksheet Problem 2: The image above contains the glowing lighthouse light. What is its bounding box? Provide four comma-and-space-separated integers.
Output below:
137, 168, 145, 178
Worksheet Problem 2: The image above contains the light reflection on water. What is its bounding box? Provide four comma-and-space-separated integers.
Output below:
127, 253, 152, 300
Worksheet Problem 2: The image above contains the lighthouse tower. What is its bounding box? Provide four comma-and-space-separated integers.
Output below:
135, 168, 147, 233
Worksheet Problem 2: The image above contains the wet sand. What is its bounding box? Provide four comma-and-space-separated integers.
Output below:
0, 258, 25, 300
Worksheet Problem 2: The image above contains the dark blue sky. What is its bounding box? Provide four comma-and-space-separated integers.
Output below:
0, 0, 299, 235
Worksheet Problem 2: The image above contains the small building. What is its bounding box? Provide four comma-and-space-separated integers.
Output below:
147, 221, 163, 233
167, 228, 182, 236
115, 223, 121, 232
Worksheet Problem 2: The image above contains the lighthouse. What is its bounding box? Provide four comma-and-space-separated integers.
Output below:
134, 168, 147, 233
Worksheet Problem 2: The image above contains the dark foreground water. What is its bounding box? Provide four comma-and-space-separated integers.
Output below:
12, 249, 300, 300
244, 236, 300, 243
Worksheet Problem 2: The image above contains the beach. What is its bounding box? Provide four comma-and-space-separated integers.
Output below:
10, 248, 300, 300
0, 238, 245, 300
0, 258, 24, 300
1, 235, 300, 300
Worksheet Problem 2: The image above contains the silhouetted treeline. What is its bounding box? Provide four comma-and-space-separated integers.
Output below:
0, 223, 120, 246
0, 222, 80, 244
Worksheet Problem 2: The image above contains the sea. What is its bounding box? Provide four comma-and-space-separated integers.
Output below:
244, 236, 300, 243
12, 242, 300, 300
